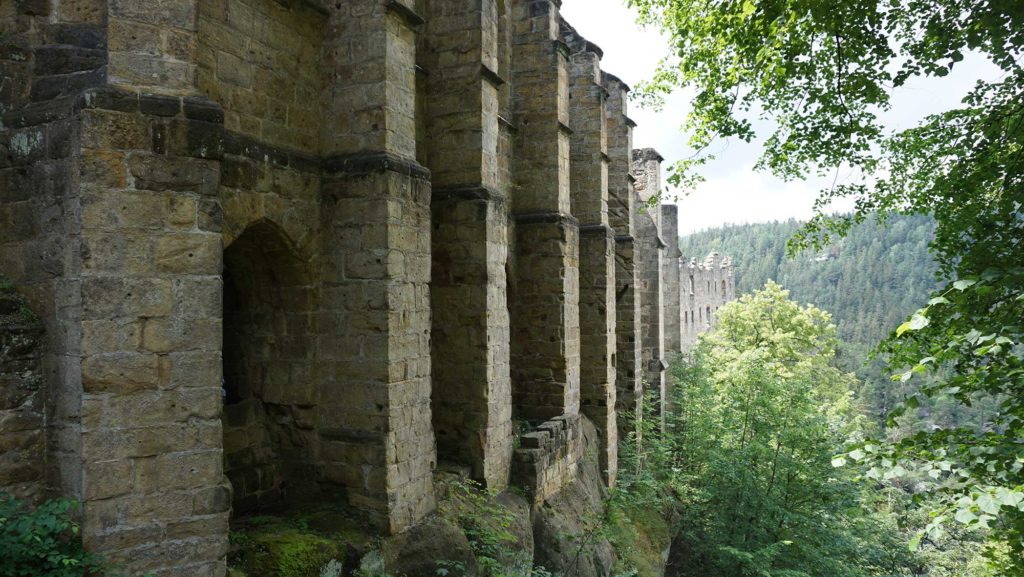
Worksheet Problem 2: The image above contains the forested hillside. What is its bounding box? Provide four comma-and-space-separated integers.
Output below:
665, 217, 1006, 574
680, 213, 938, 347
679, 214, 941, 426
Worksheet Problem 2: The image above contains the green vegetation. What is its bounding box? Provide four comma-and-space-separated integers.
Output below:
627, 0, 1023, 569
230, 527, 344, 577
678, 214, 1004, 436
226, 505, 373, 577
618, 285, 1004, 575
435, 477, 533, 577
0, 493, 106, 577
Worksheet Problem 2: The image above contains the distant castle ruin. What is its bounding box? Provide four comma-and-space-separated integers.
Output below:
0, 1, 732, 575
681, 253, 736, 350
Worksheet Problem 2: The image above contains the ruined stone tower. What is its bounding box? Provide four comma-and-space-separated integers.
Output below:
680, 252, 736, 350
0, 1, 724, 575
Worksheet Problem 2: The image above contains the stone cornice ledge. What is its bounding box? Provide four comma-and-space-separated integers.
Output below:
433, 184, 504, 203
514, 211, 579, 228
385, 0, 425, 27
323, 151, 431, 181
579, 223, 615, 236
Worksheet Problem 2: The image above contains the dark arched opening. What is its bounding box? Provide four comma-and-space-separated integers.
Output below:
221, 221, 316, 515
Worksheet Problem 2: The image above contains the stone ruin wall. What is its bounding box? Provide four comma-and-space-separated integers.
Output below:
631, 149, 665, 418
0, 279, 46, 502
0, 2, 733, 575
681, 252, 736, 351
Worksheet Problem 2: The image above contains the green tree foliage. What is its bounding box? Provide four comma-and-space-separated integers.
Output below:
658, 283, 916, 576
627, 0, 1023, 566
679, 214, 936, 358
678, 214, 1000, 435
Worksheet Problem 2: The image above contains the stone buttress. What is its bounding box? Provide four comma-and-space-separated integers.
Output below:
661, 204, 682, 357
603, 73, 642, 435
419, 0, 514, 492
563, 21, 618, 486
508, 0, 580, 423
632, 148, 665, 421
318, 0, 436, 534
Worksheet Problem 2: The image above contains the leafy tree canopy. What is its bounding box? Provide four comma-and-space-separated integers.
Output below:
665, 283, 911, 577
628, 0, 1024, 569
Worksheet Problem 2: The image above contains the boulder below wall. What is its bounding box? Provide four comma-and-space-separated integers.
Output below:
382, 515, 479, 577
380, 416, 670, 577
531, 417, 615, 577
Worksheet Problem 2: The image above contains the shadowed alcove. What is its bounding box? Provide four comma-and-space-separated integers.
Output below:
221, 220, 318, 515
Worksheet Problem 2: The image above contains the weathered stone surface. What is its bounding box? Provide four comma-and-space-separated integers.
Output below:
604, 75, 643, 435
421, 0, 513, 492
567, 31, 617, 485
681, 251, 736, 350
382, 515, 478, 577
532, 417, 615, 577
632, 150, 666, 422
0, 4, 726, 577
0, 280, 45, 502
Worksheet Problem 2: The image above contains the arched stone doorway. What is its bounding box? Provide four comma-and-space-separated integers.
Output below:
221, 220, 317, 515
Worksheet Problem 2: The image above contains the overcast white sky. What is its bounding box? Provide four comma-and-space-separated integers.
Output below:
560, 0, 999, 234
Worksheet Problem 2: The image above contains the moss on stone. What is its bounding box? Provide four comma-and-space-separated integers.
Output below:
232, 527, 342, 577
227, 506, 377, 577
606, 504, 672, 577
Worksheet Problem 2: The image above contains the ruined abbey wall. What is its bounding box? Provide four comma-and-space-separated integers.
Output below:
681, 253, 736, 350
1, 2, 732, 575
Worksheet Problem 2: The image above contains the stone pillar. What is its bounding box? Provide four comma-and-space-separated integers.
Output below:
318, 0, 436, 533
661, 205, 682, 356
604, 73, 641, 431
1, 4, 225, 573
74, 88, 230, 577
565, 23, 617, 486
508, 0, 580, 422
632, 149, 665, 420
421, 0, 513, 492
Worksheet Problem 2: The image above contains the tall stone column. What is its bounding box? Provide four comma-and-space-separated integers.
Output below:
661, 205, 682, 357
75, 90, 230, 576
421, 0, 513, 492
509, 0, 580, 422
565, 24, 617, 485
604, 73, 642, 432
318, 0, 436, 533
60, 2, 232, 574
633, 149, 665, 421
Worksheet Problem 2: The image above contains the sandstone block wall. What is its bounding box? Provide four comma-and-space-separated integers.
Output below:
511, 414, 583, 505
661, 205, 682, 356
632, 149, 665, 418
196, 0, 324, 153
0, 1, 720, 575
509, 0, 581, 426
421, 0, 513, 492
681, 252, 736, 350
564, 21, 617, 485
0, 281, 46, 502
603, 74, 643, 439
